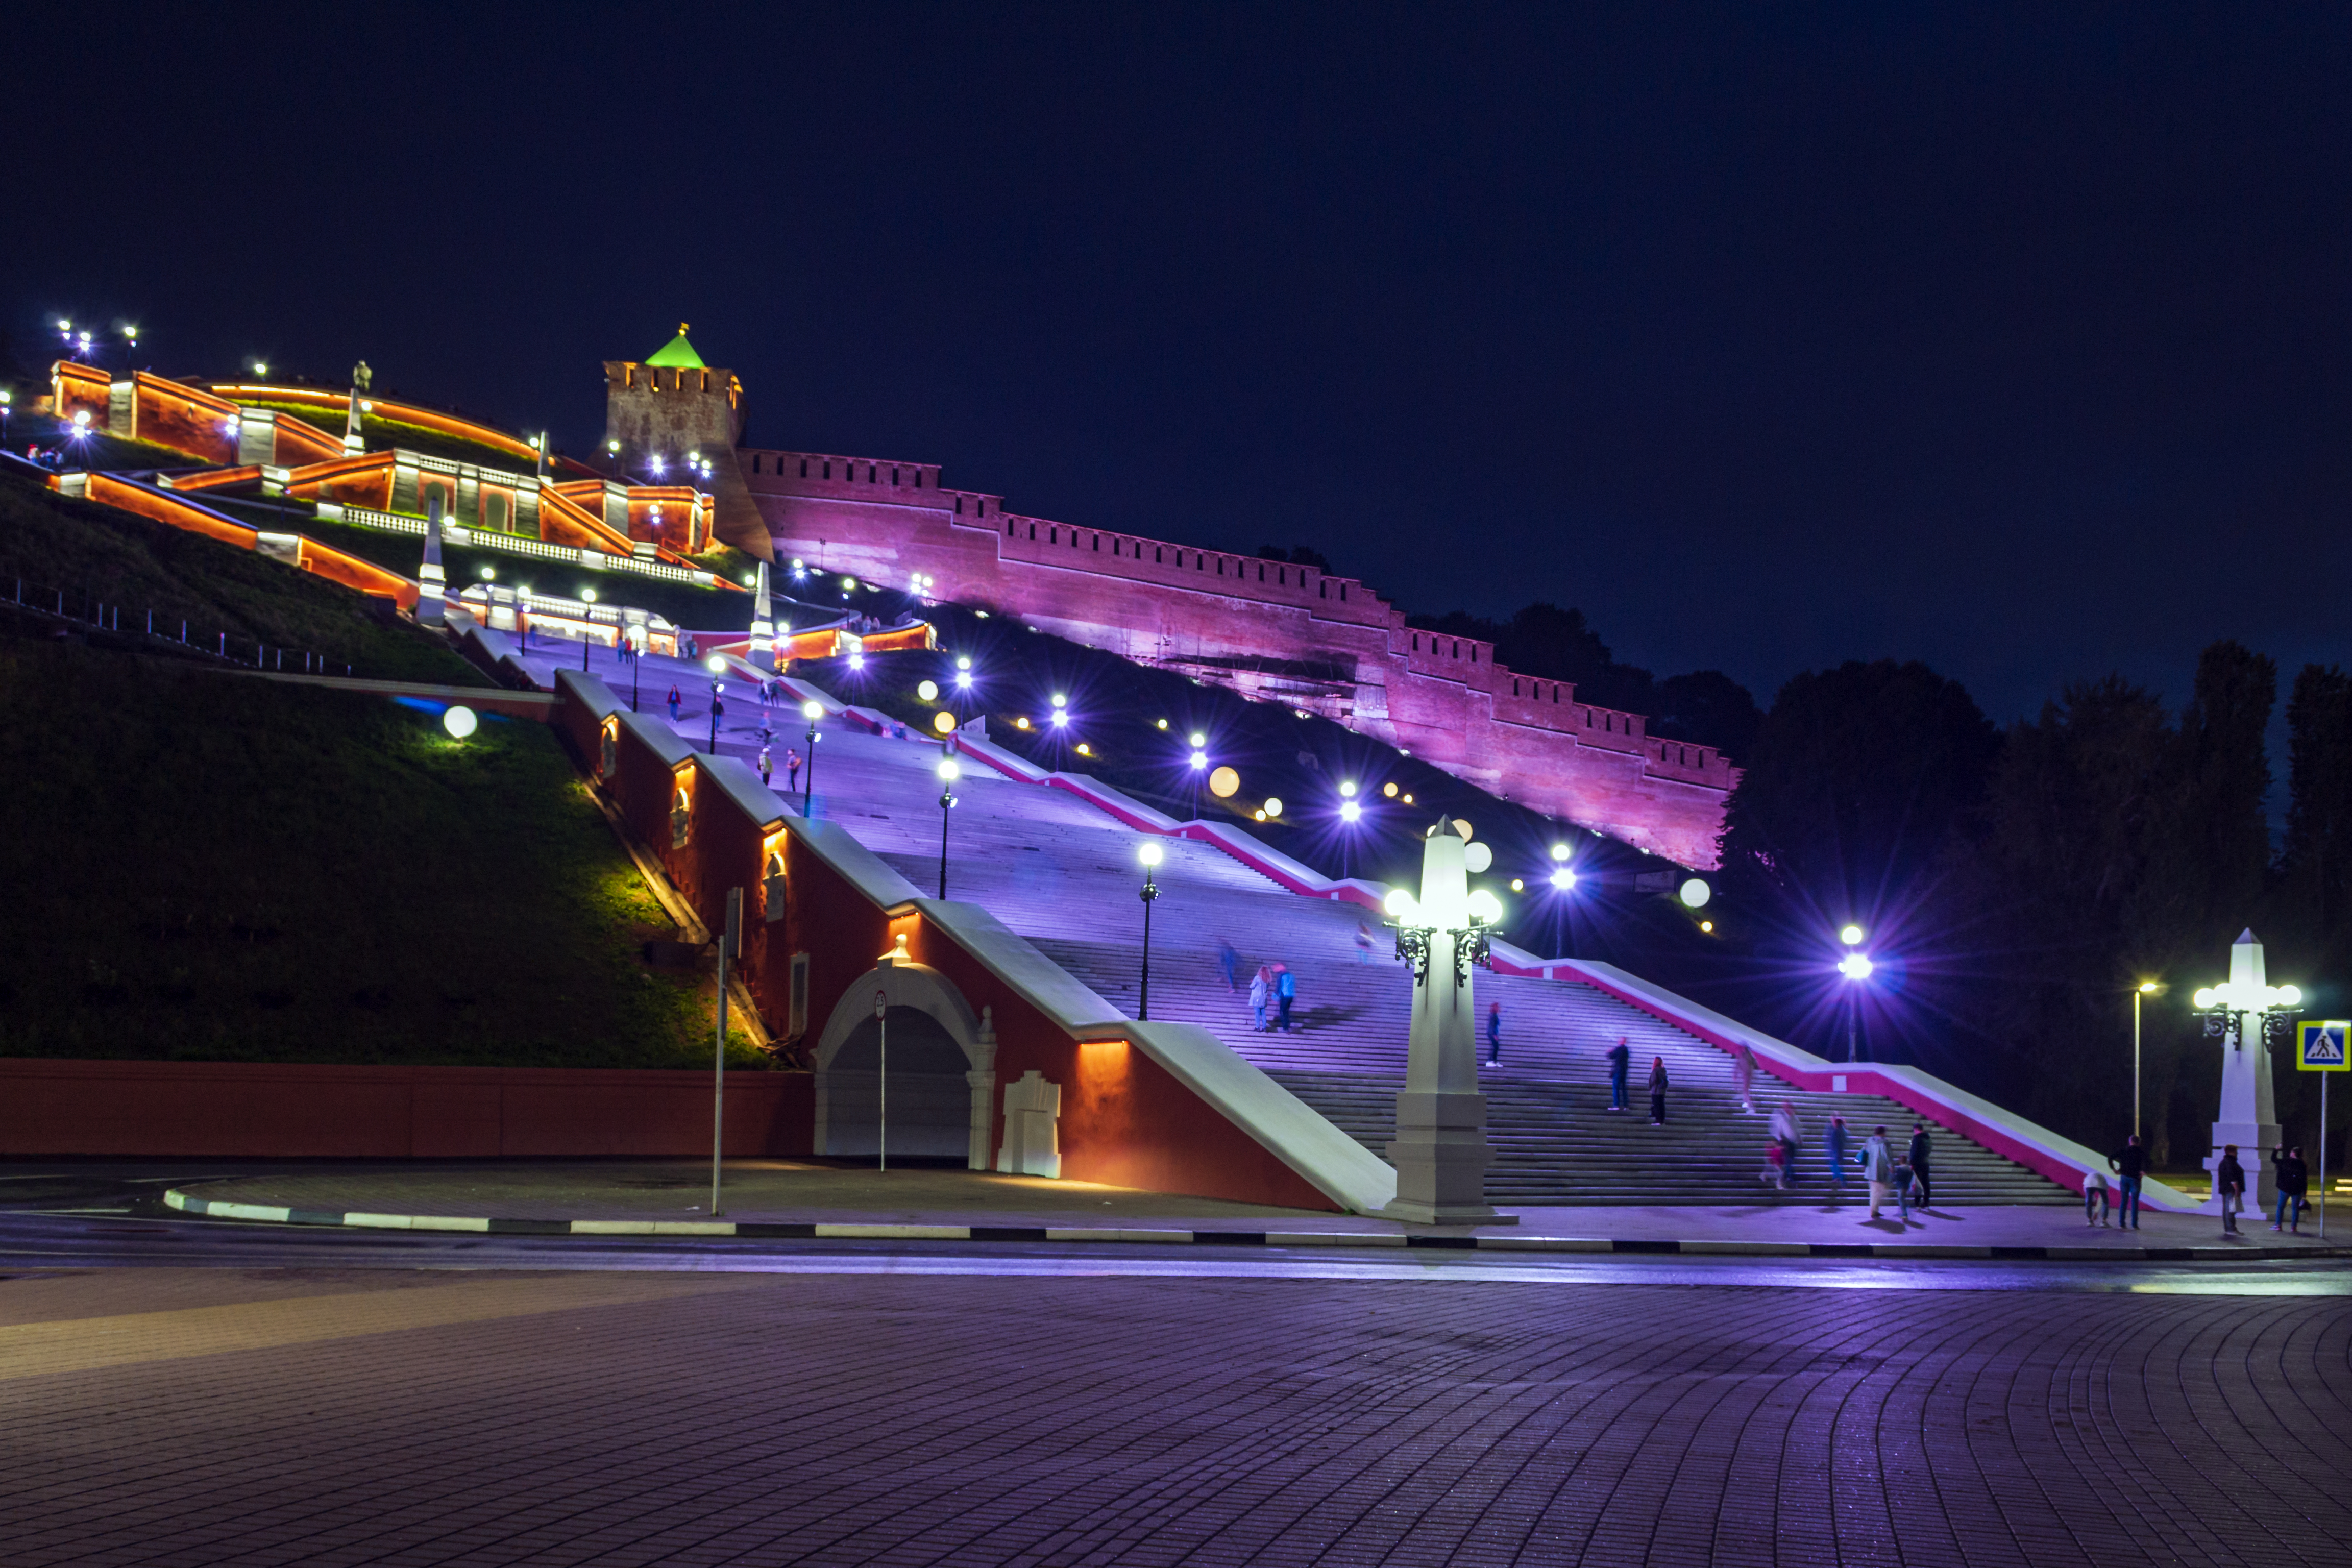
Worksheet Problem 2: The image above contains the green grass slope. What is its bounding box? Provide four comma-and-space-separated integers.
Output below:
0, 466, 484, 684
0, 638, 755, 1068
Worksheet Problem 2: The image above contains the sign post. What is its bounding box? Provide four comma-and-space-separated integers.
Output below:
710, 888, 743, 1217
2296, 1019, 2347, 1237
875, 987, 890, 1172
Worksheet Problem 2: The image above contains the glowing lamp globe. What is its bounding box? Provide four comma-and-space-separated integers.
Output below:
442, 705, 478, 739
1383, 888, 1419, 921
935, 756, 960, 782
1463, 841, 1492, 873
1340, 800, 1361, 823
1678, 878, 1711, 909
1263, 797, 1284, 818
802, 701, 823, 720
917, 679, 939, 701
1549, 867, 1575, 890
1208, 766, 1240, 799
1383, 782, 1399, 798
1139, 842, 1163, 867
1839, 924, 1866, 946
1550, 843, 1572, 861
932, 710, 957, 734
956, 655, 972, 670
1837, 952, 1874, 982
1189, 732, 1206, 748
1467, 889, 1504, 926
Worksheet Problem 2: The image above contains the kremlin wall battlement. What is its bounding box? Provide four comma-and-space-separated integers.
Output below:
737, 446, 1738, 868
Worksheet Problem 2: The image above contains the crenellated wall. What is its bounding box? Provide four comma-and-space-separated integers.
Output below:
738, 447, 1738, 866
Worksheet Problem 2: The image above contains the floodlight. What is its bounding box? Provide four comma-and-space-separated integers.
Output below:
1837, 952, 1874, 981
1340, 800, 1361, 823
1549, 867, 1575, 890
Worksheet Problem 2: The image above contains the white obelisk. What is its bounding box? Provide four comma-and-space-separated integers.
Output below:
2204, 929, 2284, 1214
1383, 827, 1510, 1225
417, 491, 447, 628
749, 560, 777, 670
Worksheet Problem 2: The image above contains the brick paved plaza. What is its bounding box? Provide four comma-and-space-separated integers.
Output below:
2, 1259, 2344, 1565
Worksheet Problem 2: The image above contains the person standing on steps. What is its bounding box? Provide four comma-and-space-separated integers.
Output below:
2108, 1134, 2147, 1231
1216, 939, 1240, 993
1770, 1102, 1800, 1187
667, 685, 683, 723
1733, 1041, 1757, 1114
1607, 1036, 1631, 1112
759, 746, 773, 788
1824, 1115, 1850, 1201
1249, 965, 1270, 1032
1485, 1001, 1502, 1066
1906, 1122, 1934, 1211
2272, 1145, 2309, 1233
1861, 1125, 1897, 1220
2216, 1144, 2246, 1237
1647, 1056, 1669, 1125
1274, 962, 1297, 1032
786, 749, 802, 793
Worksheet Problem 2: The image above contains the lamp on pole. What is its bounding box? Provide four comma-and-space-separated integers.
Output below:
1137, 842, 1163, 1019
705, 654, 728, 753
935, 754, 960, 898
1188, 733, 1208, 819
1336, 780, 1361, 878
2134, 981, 2162, 1138
1836, 924, 1872, 1063
580, 589, 598, 670
801, 699, 823, 815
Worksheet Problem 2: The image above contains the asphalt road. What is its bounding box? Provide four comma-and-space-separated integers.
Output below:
2, 1169, 2346, 1565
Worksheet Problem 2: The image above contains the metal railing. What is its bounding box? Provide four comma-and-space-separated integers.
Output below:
2, 572, 353, 676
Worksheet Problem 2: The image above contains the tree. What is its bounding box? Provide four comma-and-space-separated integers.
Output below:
2282, 664, 2352, 940
1653, 670, 1761, 761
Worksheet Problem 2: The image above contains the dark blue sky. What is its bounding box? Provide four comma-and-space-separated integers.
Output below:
10, 4, 2348, 733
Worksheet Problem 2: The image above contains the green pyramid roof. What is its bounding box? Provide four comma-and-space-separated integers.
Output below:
644, 325, 705, 369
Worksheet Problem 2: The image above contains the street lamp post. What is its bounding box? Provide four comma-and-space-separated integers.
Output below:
935, 755, 959, 898
802, 700, 823, 815
1188, 733, 1208, 819
2134, 981, 2161, 1138
580, 589, 598, 670
1836, 924, 1872, 1063
705, 654, 728, 753
1137, 842, 1163, 1019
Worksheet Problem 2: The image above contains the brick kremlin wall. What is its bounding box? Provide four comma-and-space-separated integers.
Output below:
739, 448, 1737, 867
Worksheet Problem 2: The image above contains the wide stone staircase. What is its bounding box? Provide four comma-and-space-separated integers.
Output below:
739, 705, 2069, 1206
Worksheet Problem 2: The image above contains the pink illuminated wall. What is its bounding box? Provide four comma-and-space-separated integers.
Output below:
739, 448, 1738, 867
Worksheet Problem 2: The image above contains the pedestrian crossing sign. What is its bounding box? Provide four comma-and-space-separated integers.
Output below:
2297, 1020, 2349, 1071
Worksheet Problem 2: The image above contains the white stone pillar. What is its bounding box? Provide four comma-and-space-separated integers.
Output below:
2205, 929, 2284, 1214
417, 493, 447, 628
749, 560, 777, 670
1382, 829, 1510, 1224
965, 1006, 998, 1172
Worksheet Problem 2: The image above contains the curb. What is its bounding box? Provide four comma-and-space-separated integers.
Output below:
159, 1191, 2352, 1261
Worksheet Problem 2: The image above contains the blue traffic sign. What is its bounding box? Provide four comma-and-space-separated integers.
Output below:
2297, 1020, 2349, 1071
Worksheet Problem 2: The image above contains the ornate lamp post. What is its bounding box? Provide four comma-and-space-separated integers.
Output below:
2191, 930, 2300, 1217
2133, 980, 2161, 1138
1836, 924, 1872, 1062
1137, 842, 1163, 1019
935, 754, 960, 898
801, 699, 824, 815
1380, 825, 1512, 1225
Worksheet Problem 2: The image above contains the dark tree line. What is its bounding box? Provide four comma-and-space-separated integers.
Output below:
1717, 642, 2349, 1173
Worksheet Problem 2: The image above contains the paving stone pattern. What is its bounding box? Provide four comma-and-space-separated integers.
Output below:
3, 1267, 2345, 1565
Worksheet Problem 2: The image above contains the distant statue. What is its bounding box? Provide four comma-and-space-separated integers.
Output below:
352, 360, 373, 392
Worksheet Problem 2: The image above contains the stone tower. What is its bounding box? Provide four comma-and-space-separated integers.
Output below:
602, 326, 771, 561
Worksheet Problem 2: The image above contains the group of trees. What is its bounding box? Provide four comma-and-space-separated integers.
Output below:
1718, 643, 2350, 1171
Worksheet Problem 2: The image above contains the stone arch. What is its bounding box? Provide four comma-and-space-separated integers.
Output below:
811, 959, 997, 1169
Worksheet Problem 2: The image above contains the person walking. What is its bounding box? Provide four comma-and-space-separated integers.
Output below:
1824, 1115, 1850, 1201
1861, 1125, 1897, 1219
667, 685, 683, 723
786, 749, 802, 792
1647, 1056, 1669, 1126
2216, 1144, 2246, 1237
1607, 1036, 1631, 1113
758, 746, 773, 788
1485, 1001, 1502, 1067
1275, 963, 1297, 1032
1248, 965, 1270, 1033
1906, 1122, 1934, 1211
1733, 1041, 1757, 1114
2272, 1145, 2309, 1233
1770, 1102, 1801, 1187
1215, 939, 1240, 993
1355, 922, 1376, 965
2108, 1134, 2147, 1231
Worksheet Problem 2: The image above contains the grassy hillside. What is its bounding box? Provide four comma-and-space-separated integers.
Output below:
0, 465, 483, 684
0, 638, 758, 1068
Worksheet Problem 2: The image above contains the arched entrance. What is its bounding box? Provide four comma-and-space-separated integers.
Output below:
811, 957, 997, 1168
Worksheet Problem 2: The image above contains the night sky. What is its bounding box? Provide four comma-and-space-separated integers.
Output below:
9, 4, 2348, 739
